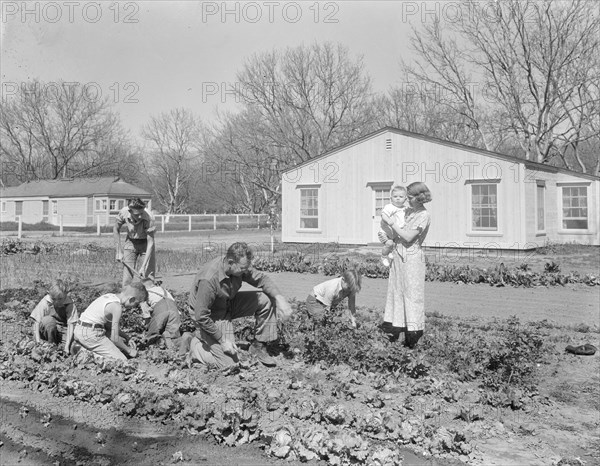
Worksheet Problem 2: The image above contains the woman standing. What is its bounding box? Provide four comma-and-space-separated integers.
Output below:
114, 198, 156, 286
379, 182, 432, 348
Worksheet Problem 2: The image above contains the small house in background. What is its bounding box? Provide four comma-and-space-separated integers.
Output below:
281, 127, 600, 249
0, 177, 152, 227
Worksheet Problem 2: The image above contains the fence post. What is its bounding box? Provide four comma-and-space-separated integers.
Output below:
189, 215, 192, 232
97, 215, 101, 236
236, 214, 239, 230
59, 215, 63, 236
161, 215, 165, 233
17, 215, 22, 239
213, 215, 217, 230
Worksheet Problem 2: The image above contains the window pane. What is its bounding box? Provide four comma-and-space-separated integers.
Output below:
472, 184, 498, 230
300, 218, 319, 229
562, 186, 588, 229
563, 219, 588, 229
300, 188, 319, 229
536, 186, 545, 230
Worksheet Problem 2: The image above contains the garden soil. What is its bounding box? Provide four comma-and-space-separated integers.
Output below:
1, 271, 599, 465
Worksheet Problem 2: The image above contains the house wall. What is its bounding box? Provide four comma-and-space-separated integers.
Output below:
1, 200, 16, 222
86, 197, 94, 226
524, 169, 599, 246
282, 131, 532, 249
0, 198, 48, 223
52, 198, 87, 226
22, 198, 45, 223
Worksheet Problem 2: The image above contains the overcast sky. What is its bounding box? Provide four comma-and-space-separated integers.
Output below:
1, 1, 439, 138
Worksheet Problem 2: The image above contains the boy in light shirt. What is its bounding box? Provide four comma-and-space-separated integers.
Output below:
305, 269, 362, 328
74, 283, 147, 360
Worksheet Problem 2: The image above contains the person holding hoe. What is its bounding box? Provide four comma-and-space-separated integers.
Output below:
114, 198, 156, 287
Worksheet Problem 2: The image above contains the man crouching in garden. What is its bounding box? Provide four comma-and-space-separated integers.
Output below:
74, 283, 148, 361
185, 242, 293, 368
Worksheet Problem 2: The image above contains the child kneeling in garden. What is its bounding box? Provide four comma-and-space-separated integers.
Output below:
74, 282, 148, 360
305, 269, 362, 328
30, 279, 78, 353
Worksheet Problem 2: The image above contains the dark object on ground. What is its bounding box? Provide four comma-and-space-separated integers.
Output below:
69, 342, 82, 356
565, 344, 597, 356
249, 341, 276, 367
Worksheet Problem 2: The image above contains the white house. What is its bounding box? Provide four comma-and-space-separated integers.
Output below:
281, 127, 600, 249
0, 177, 152, 227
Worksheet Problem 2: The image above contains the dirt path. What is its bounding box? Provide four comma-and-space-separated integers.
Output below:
0, 382, 455, 466
0, 383, 309, 466
162, 272, 600, 327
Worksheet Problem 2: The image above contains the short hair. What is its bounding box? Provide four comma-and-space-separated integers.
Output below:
124, 282, 149, 302
128, 198, 146, 210
342, 268, 362, 294
226, 242, 254, 263
407, 182, 432, 204
390, 185, 407, 197
48, 279, 68, 301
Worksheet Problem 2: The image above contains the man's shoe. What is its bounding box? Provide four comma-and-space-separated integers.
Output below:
178, 332, 194, 357
146, 334, 162, 346
249, 341, 276, 367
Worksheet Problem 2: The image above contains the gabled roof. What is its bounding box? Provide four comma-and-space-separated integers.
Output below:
0, 177, 152, 199
282, 127, 600, 181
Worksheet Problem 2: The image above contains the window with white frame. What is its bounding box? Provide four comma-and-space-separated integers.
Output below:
117, 199, 125, 210
536, 182, 545, 232
1, 202, 6, 213
15, 201, 23, 216
561, 185, 588, 230
51, 201, 58, 214
374, 188, 391, 216
110, 199, 117, 211
95, 199, 107, 211
299, 187, 319, 229
471, 183, 498, 231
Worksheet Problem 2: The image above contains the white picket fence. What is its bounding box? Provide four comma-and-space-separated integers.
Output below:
9, 213, 269, 238
153, 214, 269, 233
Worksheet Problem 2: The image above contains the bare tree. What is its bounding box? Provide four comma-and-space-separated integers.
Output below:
374, 76, 493, 147
202, 42, 378, 211
141, 108, 203, 214
0, 80, 127, 185
404, 0, 600, 167
555, 51, 600, 173
237, 42, 378, 164
204, 108, 287, 213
